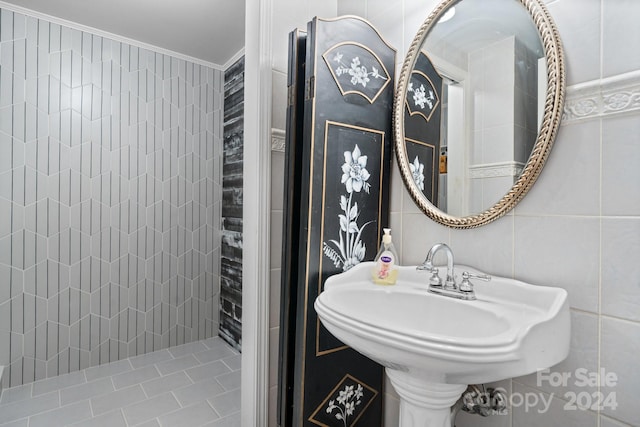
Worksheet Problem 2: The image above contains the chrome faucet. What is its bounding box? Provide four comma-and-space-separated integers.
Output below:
417, 243, 491, 300
418, 243, 456, 289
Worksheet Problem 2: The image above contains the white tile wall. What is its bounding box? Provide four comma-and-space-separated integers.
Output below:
600, 318, 640, 426
602, 0, 640, 78
264, 0, 640, 423
0, 8, 223, 388
601, 115, 640, 215
511, 383, 598, 426
601, 218, 640, 321
517, 120, 601, 216
549, 0, 601, 85
320, 1, 638, 426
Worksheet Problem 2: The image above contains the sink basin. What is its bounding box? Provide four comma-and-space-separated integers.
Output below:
314, 261, 570, 427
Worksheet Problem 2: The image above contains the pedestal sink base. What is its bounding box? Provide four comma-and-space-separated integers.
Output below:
386, 369, 466, 427
315, 262, 571, 425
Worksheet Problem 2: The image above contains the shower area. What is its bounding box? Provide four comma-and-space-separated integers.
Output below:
0, 7, 243, 425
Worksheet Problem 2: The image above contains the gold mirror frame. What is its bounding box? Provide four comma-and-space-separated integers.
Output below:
393, 0, 565, 228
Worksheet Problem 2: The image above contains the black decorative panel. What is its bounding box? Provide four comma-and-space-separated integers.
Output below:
404, 52, 443, 205
317, 121, 385, 356
279, 16, 395, 427
308, 374, 379, 427
278, 29, 307, 427
219, 56, 244, 350
405, 137, 438, 204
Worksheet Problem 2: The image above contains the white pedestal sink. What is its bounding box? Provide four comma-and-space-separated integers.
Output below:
314, 262, 570, 427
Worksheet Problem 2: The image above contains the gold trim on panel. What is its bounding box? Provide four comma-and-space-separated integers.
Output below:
317, 16, 397, 54
315, 338, 349, 357
307, 374, 380, 427
316, 120, 386, 357
404, 70, 441, 122
405, 137, 437, 201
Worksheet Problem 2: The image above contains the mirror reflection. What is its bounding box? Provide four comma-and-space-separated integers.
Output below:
405, 0, 546, 216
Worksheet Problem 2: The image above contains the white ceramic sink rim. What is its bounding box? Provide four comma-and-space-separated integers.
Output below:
314, 261, 570, 383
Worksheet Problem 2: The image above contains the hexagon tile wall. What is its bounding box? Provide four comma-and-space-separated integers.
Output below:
0, 8, 224, 388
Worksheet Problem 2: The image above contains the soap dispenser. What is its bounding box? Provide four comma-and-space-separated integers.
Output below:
372, 228, 399, 285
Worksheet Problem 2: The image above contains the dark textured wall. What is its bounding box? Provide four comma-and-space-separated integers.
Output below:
219, 56, 244, 350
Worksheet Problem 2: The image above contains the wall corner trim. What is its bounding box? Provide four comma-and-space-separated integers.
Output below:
241, 0, 272, 425
223, 49, 247, 71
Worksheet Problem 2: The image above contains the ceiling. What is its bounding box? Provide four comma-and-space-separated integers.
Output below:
427, 0, 543, 57
0, 0, 245, 68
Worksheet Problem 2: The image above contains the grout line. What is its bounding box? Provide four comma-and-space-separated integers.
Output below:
597, 81, 604, 425
3, 340, 240, 425
119, 408, 129, 427
598, 313, 640, 326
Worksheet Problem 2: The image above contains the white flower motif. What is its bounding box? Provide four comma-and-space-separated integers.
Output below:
338, 202, 359, 234
324, 145, 374, 272
345, 401, 356, 416
348, 57, 370, 87
341, 145, 370, 194
337, 385, 354, 405
413, 84, 428, 109
339, 195, 348, 212
355, 384, 364, 401
344, 241, 366, 270
325, 383, 365, 426
331, 51, 387, 90
408, 82, 435, 110
410, 155, 425, 191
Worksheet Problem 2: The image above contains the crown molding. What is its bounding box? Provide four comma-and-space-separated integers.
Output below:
0, 1, 224, 70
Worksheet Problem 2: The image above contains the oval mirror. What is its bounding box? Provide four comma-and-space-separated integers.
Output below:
393, 0, 565, 228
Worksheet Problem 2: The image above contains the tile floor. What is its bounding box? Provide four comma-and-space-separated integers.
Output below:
0, 337, 241, 427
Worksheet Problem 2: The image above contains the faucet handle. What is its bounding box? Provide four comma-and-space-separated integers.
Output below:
417, 264, 443, 288
459, 271, 491, 292
428, 268, 443, 288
